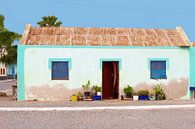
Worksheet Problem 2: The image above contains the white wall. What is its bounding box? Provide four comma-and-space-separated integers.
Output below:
24, 47, 190, 100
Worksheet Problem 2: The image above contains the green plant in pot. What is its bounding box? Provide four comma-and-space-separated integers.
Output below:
123, 85, 133, 98
153, 84, 166, 100
92, 85, 101, 96
82, 80, 91, 99
91, 85, 102, 101
137, 89, 149, 100
149, 89, 155, 100
77, 92, 83, 101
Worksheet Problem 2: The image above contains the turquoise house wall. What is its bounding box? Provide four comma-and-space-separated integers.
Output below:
17, 44, 191, 101
17, 45, 25, 100
190, 47, 195, 86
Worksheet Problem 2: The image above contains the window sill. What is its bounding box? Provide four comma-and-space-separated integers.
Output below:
52, 78, 69, 80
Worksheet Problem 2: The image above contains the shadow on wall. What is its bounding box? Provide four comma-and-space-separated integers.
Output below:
134, 78, 189, 100
26, 84, 82, 101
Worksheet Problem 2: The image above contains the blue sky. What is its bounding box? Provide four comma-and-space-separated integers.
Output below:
0, 0, 195, 41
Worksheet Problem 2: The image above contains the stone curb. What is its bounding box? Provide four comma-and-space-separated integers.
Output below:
0, 104, 195, 111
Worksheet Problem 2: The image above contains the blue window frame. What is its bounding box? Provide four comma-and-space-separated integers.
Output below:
52, 61, 69, 80
150, 61, 167, 79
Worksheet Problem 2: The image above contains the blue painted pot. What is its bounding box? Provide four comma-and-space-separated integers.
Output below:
92, 95, 102, 101
139, 95, 149, 100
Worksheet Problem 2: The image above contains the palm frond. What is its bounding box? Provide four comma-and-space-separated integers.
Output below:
0, 15, 21, 65
0, 15, 5, 31
37, 15, 62, 27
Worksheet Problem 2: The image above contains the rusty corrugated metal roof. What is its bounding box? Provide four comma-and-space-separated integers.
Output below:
21, 24, 190, 46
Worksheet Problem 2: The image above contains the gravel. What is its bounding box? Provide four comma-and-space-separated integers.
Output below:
0, 109, 195, 129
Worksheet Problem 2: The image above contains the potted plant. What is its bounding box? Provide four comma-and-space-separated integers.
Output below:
149, 89, 155, 100
133, 92, 139, 101
92, 85, 102, 101
153, 84, 166, 100
77, 92, 83, 101
137, 89, 149, 100
123, 85, 133, 98
70, 94, 78, 101
82, 80, 91, 99
92, 85, 101, 95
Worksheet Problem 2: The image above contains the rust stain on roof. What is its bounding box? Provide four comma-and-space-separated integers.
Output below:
21, 24, 190, 46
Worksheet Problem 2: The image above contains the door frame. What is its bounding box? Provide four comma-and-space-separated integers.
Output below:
100, 58, 122, 99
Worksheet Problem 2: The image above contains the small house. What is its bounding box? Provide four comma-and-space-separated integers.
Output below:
18, 24, 194, 101
0, 63, 6, 80
0, 49, 17, 80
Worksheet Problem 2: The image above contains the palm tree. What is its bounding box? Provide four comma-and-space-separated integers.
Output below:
37, 15, 62, 27
0, 15, 21, 65
0, 15, 5, 31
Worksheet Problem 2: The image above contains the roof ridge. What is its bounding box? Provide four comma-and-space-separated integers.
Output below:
176, 26, 190, 45
21, 24, 31, 44
31, 25, 178, 30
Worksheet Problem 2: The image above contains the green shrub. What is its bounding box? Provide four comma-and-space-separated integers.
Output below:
133, 92, 138, 96
149, 89, 155, 97
123, 85, 133, 97
77, 92, 83, 97
137, 89, 149, 96
153, 84, 166, 100
92, 85, 101, 93
82, 80, 91, 91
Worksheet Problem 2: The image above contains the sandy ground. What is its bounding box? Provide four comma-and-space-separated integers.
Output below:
0, 96, 194, 107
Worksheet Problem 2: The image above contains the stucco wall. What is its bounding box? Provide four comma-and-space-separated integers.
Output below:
190, 47, 195, 86
23, 47, 190, 101
190, 47, 195, 99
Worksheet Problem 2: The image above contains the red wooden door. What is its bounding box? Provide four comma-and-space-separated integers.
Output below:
102, 62, 119, 99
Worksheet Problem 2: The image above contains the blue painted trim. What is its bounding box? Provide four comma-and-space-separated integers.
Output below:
48, 58, 72, 70
148, 58, 169, 80
190, 87, 195, 91
148, 58, 169, 70
17, 44, 25, 100
19, 45, 185, 49
100, 58, 122, 70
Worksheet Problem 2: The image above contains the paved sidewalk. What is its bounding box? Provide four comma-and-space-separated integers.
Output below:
0, 79, 14, 83
0, 79, 16, 96
0, 96, 194, 107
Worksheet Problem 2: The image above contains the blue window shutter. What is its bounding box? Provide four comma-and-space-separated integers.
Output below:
52, 61, 69, 80
151, 61, 167, 79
